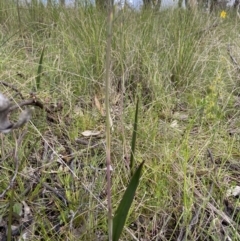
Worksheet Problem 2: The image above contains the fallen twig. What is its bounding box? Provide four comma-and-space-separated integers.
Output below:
0, 81, 24, 100
9, 99, 44, 112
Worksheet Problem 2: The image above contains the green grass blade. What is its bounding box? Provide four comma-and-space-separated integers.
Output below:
130, 98, 139, 176
7, 187, 14, 241
35, 46, 45, 90
113, 160, 144, 241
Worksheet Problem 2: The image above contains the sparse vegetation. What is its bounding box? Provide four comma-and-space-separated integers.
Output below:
0, 1, 240, 240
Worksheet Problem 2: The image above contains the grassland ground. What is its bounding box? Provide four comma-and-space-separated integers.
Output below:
0, 2, 240, 240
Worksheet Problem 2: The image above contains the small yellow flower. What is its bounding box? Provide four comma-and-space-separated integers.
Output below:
220, 10, 227, 19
